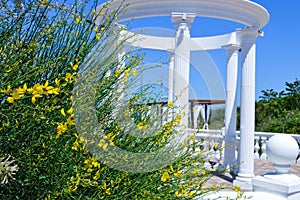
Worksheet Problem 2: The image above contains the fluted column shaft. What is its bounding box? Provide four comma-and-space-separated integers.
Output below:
172, 13, 195, 127
234, 28, 259, 189
223, 44, 240, 167
168, 50, 175, 104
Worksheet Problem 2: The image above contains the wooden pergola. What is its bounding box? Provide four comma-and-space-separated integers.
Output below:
190, 99, 226, 129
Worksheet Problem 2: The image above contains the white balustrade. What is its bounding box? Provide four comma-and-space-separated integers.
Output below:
237, 131, 300, 162
191, 129, 300, 169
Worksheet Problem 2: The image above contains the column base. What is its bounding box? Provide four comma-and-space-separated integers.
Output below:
233, 174, 254, 191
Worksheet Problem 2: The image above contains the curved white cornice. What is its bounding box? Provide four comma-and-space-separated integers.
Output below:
191, 32, 238, 51
96, 0, 270, 28
121, 30, 238, 51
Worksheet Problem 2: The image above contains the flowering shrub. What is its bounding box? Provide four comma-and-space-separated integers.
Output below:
0, 0, 220, 199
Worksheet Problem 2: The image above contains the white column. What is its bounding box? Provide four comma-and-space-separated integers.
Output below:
222, 44, 240, 168
167, 49, 175, 104
234, 28, 259, 190
171, 12, 195, 127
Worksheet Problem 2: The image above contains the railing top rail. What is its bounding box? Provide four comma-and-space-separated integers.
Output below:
189, 129, 300, 141
236, 131, 300, 141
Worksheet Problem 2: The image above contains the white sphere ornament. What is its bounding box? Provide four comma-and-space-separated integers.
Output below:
266, 134, 299, 174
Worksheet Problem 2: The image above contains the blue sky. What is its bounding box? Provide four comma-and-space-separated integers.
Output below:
252, 0, 300, 97
130, 0, 299, 102
97, 0, 300, 103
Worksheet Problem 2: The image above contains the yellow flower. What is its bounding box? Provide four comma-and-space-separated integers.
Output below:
27, 83, 44, 95
93, 27, 98, 32
219, 145, 224, 151
31, 96, 36, 104
170, 164, 174, 172
161, 172, 169, 182
124, 68, 130, 73
74, 17, 80, 25
114, 70, 121, 78
56, 123, 67, 138
23, 83, 27, 91
87, 168, 92, 173
44, 80, 49, 88
211, 184, 217, 190
168, 101, 174, 108
174, 171, 182, 178
92, 160, 100, 168
175, 191, 179, 197
57, 123, 67, 132
96, 33, 101, 40
67, 117, 75, 125
41, 0, 48, 5
7, 97, 14, 103
67, 107, 73, 115
65, 73, 73, 82
132, 69, 137, 76
213, 143, 218, 151
232, 185, 241, 192
93, 170, 100, 180
47, 88, 60, 95
73, 64, 78, 71
176, 115, 182, 124
98, 139, 108, 151
72, 141, 79, 151
189, 191, 195, 198
105, 188, 111, 195
61, 108, 66, 116
1, 85, 11, 94
12, 92, 23, 100
55, 78, 60, 86
192, 169, 199, 175
137, 122, 147, 130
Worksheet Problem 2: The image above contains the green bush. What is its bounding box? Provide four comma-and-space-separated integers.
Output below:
0, 0, 219, 199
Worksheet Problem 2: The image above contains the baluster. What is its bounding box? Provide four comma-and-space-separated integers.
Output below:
203, 138, 213, 169
235, 139, 240, 160
254, 137, 260, 159
211, 137, 219, 169
260, 137, 268, 160
214, 139, 221, 161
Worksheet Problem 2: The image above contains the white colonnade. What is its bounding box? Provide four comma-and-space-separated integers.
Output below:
96, 0, 270, 189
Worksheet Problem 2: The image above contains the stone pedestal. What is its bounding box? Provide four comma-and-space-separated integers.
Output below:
253, 174, 300, 200
252, 134, 300, 199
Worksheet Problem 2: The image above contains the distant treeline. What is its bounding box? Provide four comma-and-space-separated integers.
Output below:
236, 78, 300, 134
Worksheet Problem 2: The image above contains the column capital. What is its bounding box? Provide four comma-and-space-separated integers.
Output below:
236, 27, 260, 35
222, 44, 241, 51
167, 49, 175, 55
171, 12, 196, 29
237, 27, 260, 44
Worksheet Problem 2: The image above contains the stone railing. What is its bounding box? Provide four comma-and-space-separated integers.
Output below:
191, 129, 300, 167
237, 131, 300, 161
192, 129, 225, 168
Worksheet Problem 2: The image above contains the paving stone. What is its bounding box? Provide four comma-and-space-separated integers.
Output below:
204, 159, 300, 190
